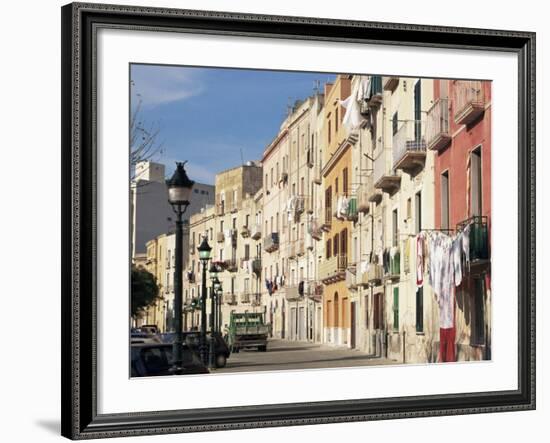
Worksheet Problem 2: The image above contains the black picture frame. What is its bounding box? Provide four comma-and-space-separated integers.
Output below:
61, 2, 536, 439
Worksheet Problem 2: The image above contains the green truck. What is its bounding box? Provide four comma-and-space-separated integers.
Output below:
227, 312, 270, 352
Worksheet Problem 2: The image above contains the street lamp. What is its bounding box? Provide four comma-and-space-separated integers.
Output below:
197, 234, 212, 365
167, 161, 194, 374
208, 264, 220, 369
216, 285, 223, 337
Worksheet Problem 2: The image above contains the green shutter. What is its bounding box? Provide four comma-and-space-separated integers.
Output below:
393, 287, 399, 331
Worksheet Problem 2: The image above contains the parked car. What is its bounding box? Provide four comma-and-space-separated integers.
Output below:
160, 331, 230, 368
131, 327, 161, 344
130, 343, 209, 377
227, 312, 269, 352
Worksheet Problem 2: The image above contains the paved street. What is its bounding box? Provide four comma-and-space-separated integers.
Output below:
214, 339, 395, 373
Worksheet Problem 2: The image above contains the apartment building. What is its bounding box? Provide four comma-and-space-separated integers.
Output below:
261, 94, 325, 342
429, 79, 492, 361
318, 75, 355, 347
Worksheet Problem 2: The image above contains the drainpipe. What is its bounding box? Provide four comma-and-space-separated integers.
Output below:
402, 327, 406, 364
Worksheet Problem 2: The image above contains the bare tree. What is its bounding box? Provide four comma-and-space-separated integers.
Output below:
130, 80, 164, 184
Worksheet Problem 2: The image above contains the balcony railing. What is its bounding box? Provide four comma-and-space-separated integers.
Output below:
453, 80, 486, 125
222, 293, 237, 305
308, 217, 323, 241
319, 254, 348, 284
251, 224, 262, 240
393, 120, 427, 174
263, 232, 280, 253
457, 216, 490, 268
426, 98, 451, 151
373, 147, 401, 195
240, 225, 250, 238
224, 259, 238, 273
216, 231, 225, 243
383, 76, 399, 92
323, 205, 332, 231
241, 293, 251, 304
361, 263, 383, 286
284, 285, 302, 302
346, 266, 357, 290
252, 257, 262, 275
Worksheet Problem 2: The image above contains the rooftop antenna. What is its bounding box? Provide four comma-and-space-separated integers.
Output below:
313, 79, 320, 94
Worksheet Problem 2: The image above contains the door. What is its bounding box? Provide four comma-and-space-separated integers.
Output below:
350, 301, 356, 349
299, 306, 306, 340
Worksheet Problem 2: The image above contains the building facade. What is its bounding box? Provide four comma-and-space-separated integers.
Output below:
429, 79, 492, 361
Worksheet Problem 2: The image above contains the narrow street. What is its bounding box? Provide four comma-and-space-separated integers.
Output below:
214, 339, 395, 373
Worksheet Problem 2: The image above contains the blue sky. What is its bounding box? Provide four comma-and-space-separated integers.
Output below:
130, 64, 336, 184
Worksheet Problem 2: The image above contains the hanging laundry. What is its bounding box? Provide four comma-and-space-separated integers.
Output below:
340, 76, 370, 130
416, 234, 424, 287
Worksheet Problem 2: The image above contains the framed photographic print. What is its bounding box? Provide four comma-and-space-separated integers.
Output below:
61, 2, 536, 439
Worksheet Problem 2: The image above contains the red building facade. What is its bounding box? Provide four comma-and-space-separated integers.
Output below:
427, 79, 492, 361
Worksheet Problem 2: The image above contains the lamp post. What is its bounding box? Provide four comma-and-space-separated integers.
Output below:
167, 161, 194, 374
217, 285, 223, 335
208, 265, 220, 369
197, 235, 212, 365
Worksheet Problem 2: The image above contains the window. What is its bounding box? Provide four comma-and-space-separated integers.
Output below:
340, 228, 348, 255
333, 233, 339, 255
270, 168, 274, 187
328, 119, 331, 144
326, 239, 332, 259
231, 277, 235, 295
335, 107, 339, 132
300, 177, 305, 195
373, 292, 382, 330
276, 212, 279, 232
470, 147, 482, 216
219, 249, 223, 261
392, 111, 399, 136
415, 192, 422, 234
209, 228, 213, 240
245, 214, 249, 228
414, 80, 422, 141
406, 198, 412, 220
416, 287, 424, 332
392, 209, 399, 247
244, 244, 250, 260
265, 174, 268, 189
441, 171, 450, 229
343, 167, 348, 196
232, 217, 237, 229
244, 278, 249, 294
220, 220, 224, 232
393, 287, 399, 331
276, 162, 279, 180
471, 278, 486, 345
335, 177, 339, 194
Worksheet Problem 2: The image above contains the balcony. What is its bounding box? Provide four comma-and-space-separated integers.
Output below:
383, 76, 399, 92
457, 216, 490, 273
241, 293, 251, 304
357, 182, 370, 214
284, 285, 302, 302
251, 224, 262, 240
263, 232, 280, 253
308, 217, 323, 241
222, 293, 237, 305
305, 196, 314, 214
251, 294, 261, 307
373, 150, 401, 195
189, 244, 195, 255
426, 98, 451, 151
385, 249, 401, 281
230, 229, 238, 246
346, 266, 357, 290
224, 259, 238, 273
393, 120, 427, 175
186, 271, 196, 283
308, 283, 323, 302
297, 238, 305, 256
241, 225, 250, 238
216, 202, 225, 216
313, 167, 322, 185
306, 148, 314, 168
453, 80, 486, 125
216, 231, 225, 243
368, 76, 383, 108
251, 257, 262, 275
322, 206, 332, 231
361, 263, 383, 286
346, 197, 358, 222
278, 171, 288, 184
288, 241, 297, 259
319, 254, 347, 284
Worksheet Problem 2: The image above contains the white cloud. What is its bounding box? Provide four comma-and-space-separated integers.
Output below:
131, 65, 203, 108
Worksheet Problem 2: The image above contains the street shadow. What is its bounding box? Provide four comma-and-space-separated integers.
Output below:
225, 353, 382, 369
36, 419, 60, 435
